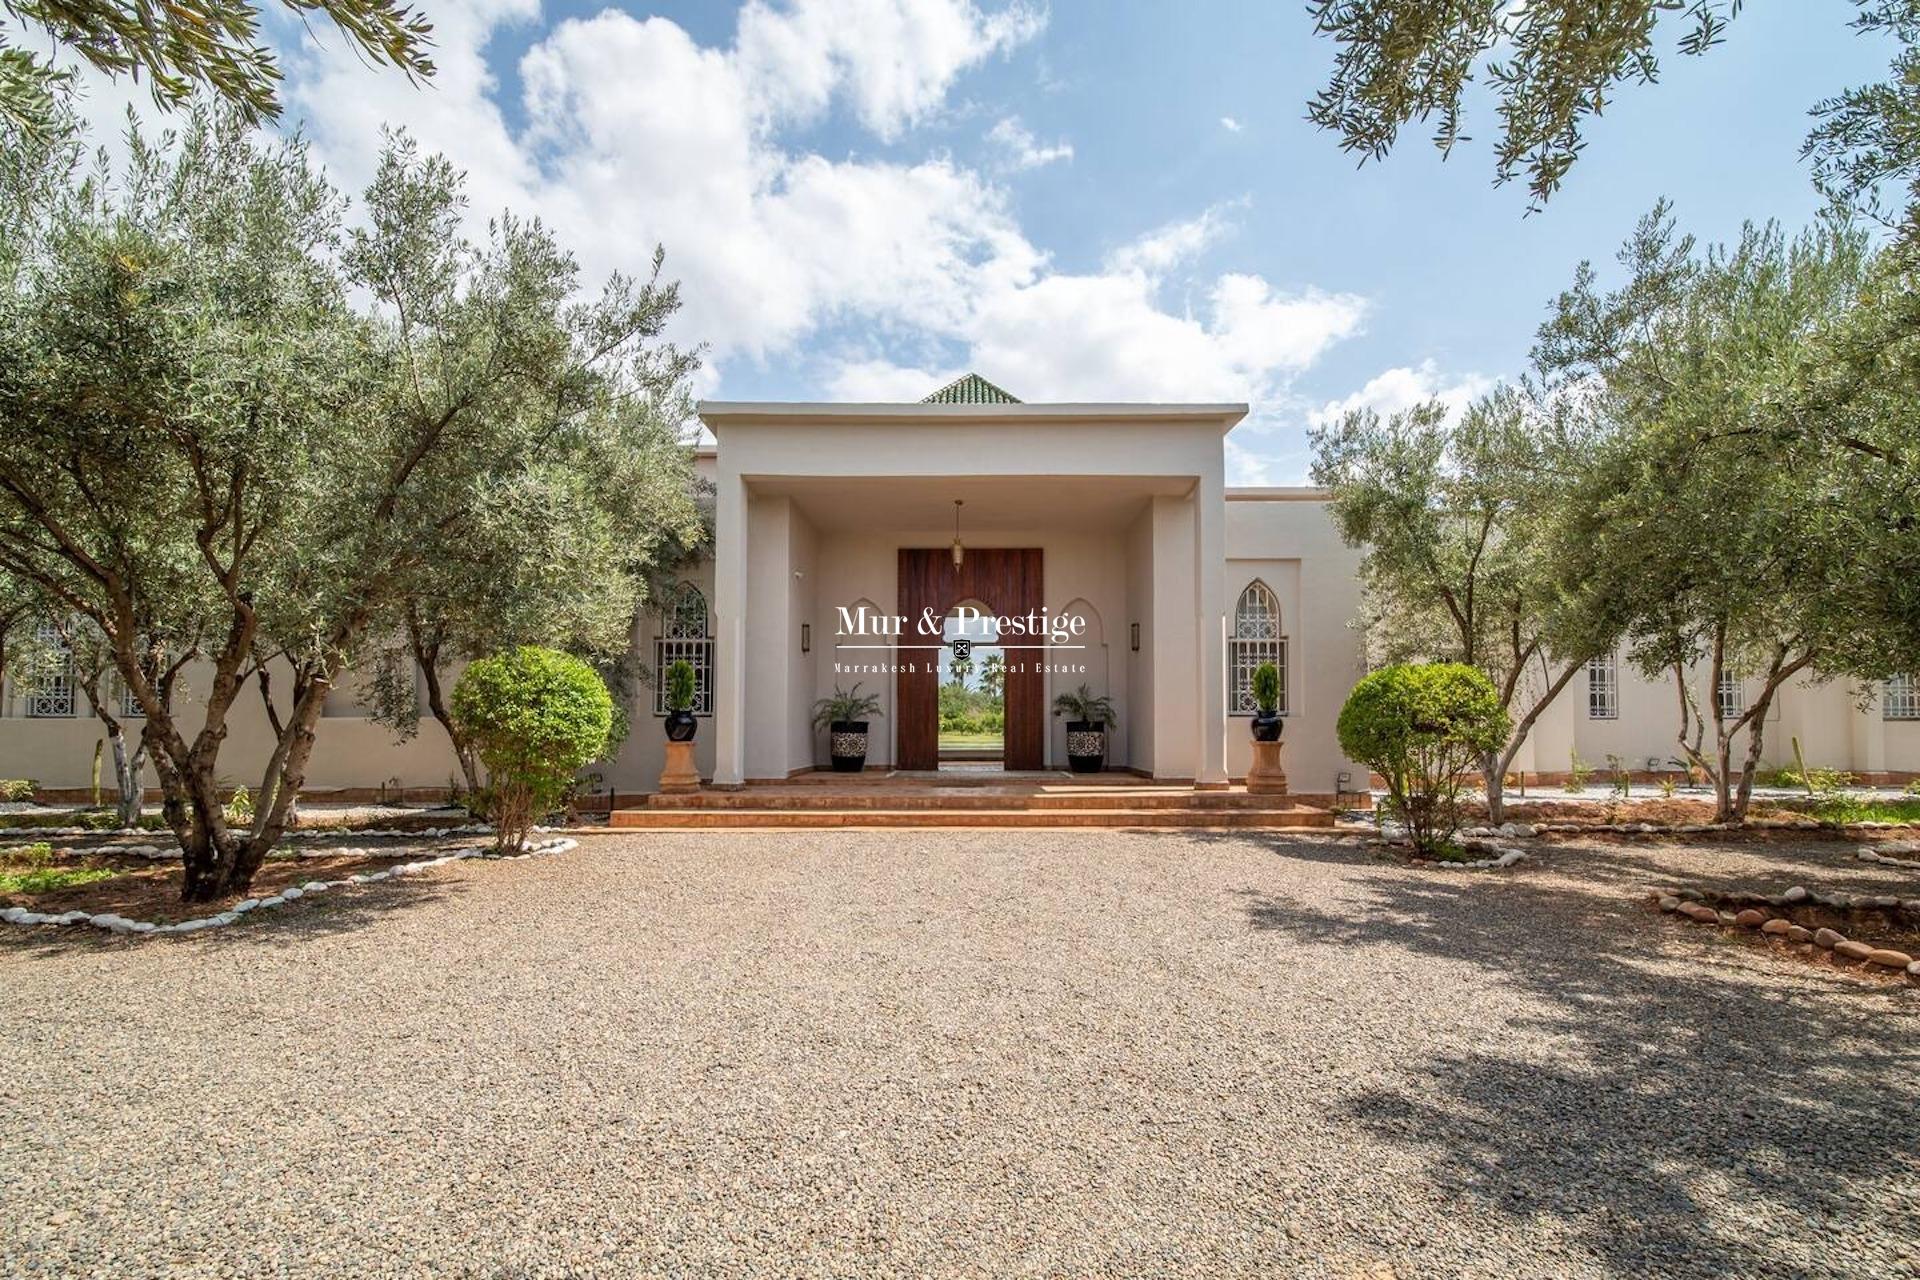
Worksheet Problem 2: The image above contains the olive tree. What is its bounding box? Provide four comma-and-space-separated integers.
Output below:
1, 0, 433, 138
343, 138, 703, 798
1540, 206, 1920, 822
0, 106, 699, 900
1304, 0, 1920, 216
0, 571, 34, 691
1310, 386, 1619, 822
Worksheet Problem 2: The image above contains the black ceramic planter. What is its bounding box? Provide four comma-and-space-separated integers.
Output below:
829, 719, 869, 772
664, 709, 698, 742
1251, 711, 1283, 742
1065, 720, 1107, 774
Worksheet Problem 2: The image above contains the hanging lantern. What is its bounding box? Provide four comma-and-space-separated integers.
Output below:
950, 499, 965, 568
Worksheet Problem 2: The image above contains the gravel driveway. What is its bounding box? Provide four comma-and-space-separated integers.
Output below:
2, 830, 1916, 1279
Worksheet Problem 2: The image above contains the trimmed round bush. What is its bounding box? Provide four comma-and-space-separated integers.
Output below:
451, 647, 615, 850
1337, 662, 1510, 858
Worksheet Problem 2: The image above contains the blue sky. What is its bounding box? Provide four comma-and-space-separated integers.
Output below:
89, 0, 1892, 481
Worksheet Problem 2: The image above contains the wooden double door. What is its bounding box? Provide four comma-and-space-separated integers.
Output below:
896, 547, 1044, 771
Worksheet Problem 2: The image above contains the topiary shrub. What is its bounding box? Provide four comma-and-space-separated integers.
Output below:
1336, 662, 1511, 859
1251, 662, 1281, 714
664, 659, 697, 713
452, 646, 615, 851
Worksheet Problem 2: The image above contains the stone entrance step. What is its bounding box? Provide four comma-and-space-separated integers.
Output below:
640, 788, 1309, 811
608, 805, 1338, 830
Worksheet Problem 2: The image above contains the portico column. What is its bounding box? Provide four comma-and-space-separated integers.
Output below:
712, 468, 748, 787
1193, 469, 1227, 786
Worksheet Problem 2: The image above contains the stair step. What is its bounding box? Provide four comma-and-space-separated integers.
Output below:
609, 807, 1337, 830
643, 791, 1303, 811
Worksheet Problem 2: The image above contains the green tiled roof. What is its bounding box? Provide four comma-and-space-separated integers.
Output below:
922, 372, 1022, 404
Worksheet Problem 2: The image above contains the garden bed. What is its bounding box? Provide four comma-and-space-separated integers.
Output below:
0, 802, 476, 836
1461, 792, 1920, 831
1653, 885, 1920, 987
1466, 796, 1791, 827
0, 849, 438, 924
1370, 836, 1528, 870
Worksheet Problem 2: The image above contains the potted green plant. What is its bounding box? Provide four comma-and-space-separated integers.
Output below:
1052, 684, 1117, 774
812, 683, 884, 772
1250, 661, 1283, 741
663, 659, 698, 742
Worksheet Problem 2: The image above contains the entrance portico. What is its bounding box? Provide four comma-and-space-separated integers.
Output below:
699, 400, 1241, 786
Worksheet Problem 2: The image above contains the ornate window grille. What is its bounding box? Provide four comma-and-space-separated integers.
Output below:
1587, 654, 1618, 720
1885, 674, 1920, 721
22, 621, 75, 718
1228, 581, 1288, 716
119, 679, 145, 719
1716, 671, 1743, 723
654, 583, 713, 717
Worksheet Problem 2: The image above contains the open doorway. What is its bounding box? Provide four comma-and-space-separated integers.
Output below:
896, 547, 1043, 770
938, 602, 1003, 767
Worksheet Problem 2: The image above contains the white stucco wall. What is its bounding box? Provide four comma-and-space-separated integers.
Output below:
0, 652, 468, 795
1223, 492, 1368, 793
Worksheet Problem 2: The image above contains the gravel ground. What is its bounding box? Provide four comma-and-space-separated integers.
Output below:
2, 830, 1916, 1279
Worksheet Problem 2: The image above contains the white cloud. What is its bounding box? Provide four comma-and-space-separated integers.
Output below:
986, 116, 1073, 170
263, 0, 1370, 473
1103, 200, 1242, 276
827, 358, 963, 400
1209, 275, 1365, 372
964, 269, 1362, 404
1219, 115, 1242, 133
1309, 359, 1494, 428
737, 0, 1044, 139
286, 0, 1049, 360
1224, 437, 1274, 486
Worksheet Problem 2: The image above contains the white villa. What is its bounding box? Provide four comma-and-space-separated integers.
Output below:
3, 374, 1917, 800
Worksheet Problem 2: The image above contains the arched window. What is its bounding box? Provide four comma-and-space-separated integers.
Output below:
1228, 581, 1287, 715
664, 583, 710, 640
655, 583, 713, 716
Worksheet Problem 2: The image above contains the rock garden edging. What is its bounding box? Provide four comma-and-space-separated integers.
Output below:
12, 822, 493, 844
1856, 843, 1920, 870
1654, 885, 1920, 988
1372, 821, 1531, 870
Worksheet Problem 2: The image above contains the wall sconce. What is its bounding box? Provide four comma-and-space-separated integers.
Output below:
1129, 622, 1140, 652
801, 623, 811, 654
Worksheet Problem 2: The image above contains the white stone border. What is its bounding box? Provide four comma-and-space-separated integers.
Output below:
1408, 844, 1528, 871
82, 828, 502, 861
1857, 844, 1920, 871
1371, 823, 1530, 870
1654, 886, 1920, 988
0, 838, 577, 937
